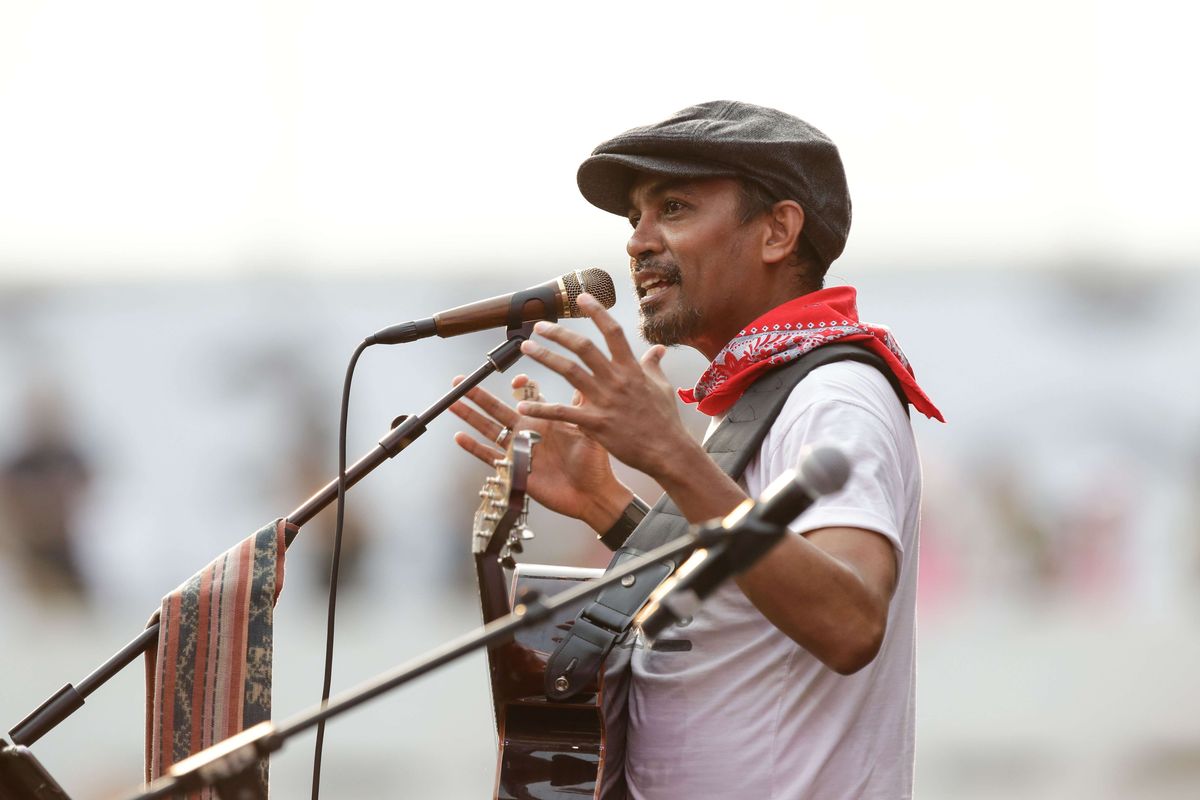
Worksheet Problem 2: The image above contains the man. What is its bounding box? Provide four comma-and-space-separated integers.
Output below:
452, 101, 942, 799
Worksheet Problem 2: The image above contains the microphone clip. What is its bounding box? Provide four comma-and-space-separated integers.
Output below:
504, 284, 560, 339
636, 515, 791, 643
705, 515, 791, 574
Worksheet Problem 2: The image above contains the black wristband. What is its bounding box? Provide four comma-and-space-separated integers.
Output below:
598, 496, 651, 551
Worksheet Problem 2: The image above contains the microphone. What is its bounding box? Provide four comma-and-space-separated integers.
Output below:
635, 445, 851, 642
368, 268, 616, 344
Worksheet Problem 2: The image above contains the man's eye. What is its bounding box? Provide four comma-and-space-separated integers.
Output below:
628, 215, 641, 229
663, 200, 683, 214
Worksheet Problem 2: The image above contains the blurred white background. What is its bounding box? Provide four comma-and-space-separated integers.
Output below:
2, 1, 1199, 798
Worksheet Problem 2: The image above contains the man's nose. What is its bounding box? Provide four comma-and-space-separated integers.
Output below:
627, 218, 662, 260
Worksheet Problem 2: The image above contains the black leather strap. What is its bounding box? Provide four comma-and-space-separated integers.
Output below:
598, 496, 651, 551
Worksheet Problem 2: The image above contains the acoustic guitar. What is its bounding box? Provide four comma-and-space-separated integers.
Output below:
472, 428, 629, 800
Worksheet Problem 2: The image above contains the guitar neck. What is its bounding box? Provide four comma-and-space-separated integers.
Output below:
475, 553, 511, 624
472, 428, 537, 625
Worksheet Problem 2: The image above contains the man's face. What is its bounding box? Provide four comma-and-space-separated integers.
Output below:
626, 175, 761, 357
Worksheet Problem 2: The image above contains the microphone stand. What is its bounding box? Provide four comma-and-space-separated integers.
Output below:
7, 322, 535, 751
128, 524, 735, 800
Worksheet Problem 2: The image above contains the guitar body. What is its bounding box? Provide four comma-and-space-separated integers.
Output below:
472, 430, 629, 799
488, 565, 628, 800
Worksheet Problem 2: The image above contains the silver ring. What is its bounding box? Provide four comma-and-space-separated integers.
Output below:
495, 426, 511, 445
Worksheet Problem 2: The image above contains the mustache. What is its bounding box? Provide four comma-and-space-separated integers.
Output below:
632, 257, 682, 283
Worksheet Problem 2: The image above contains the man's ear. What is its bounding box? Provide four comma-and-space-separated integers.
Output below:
762, 200, 804, 265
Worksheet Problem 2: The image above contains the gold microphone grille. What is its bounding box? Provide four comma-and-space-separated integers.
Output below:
562, 268, 617, 316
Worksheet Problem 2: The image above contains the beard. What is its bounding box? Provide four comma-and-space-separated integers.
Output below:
634, 259, 703, 346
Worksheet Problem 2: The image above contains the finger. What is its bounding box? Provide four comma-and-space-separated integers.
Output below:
640, 344, 668, 378
520, 338, 600, 396
452, 379, 521, 427
516, 399, 592, 427
529, 318, 616, 379
448, 400, 509, 442
453, 430, 505, 466
577, 292, 638, 364
511, 374, 543, 402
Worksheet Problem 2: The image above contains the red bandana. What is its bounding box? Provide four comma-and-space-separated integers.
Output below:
678, 286, 944, 421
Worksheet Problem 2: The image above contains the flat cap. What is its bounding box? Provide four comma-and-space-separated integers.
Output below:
577, 100, 852, 266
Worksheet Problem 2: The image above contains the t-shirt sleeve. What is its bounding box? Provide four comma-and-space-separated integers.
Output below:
754, 373, 911, 565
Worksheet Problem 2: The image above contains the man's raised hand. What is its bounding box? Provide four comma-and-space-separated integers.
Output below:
514, 293, 696, 482
450, 373, 633, 533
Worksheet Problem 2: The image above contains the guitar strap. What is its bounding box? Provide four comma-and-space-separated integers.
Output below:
544, 343, 905, 700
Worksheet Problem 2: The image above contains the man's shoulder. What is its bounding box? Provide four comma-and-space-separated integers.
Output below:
783, 359, 905, 420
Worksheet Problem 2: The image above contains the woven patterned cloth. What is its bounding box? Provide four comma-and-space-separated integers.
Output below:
144, 518, 290, 795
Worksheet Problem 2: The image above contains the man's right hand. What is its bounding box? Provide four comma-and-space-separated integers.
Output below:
450, 373, 635, 533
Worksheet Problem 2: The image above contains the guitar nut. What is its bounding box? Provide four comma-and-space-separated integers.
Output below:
554, 676, 570, 693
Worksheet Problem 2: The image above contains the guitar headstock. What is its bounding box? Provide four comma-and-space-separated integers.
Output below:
472, 429, 539, 566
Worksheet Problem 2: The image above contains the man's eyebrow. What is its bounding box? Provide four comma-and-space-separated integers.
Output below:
627, 177, 698, 217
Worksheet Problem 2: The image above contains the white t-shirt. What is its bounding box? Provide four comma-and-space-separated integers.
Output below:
625, 361, 921, 799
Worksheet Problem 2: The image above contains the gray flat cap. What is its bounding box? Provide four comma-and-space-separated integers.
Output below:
577, 100, 852, 266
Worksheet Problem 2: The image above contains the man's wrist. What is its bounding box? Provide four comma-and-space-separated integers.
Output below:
597, 495, 651, 551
